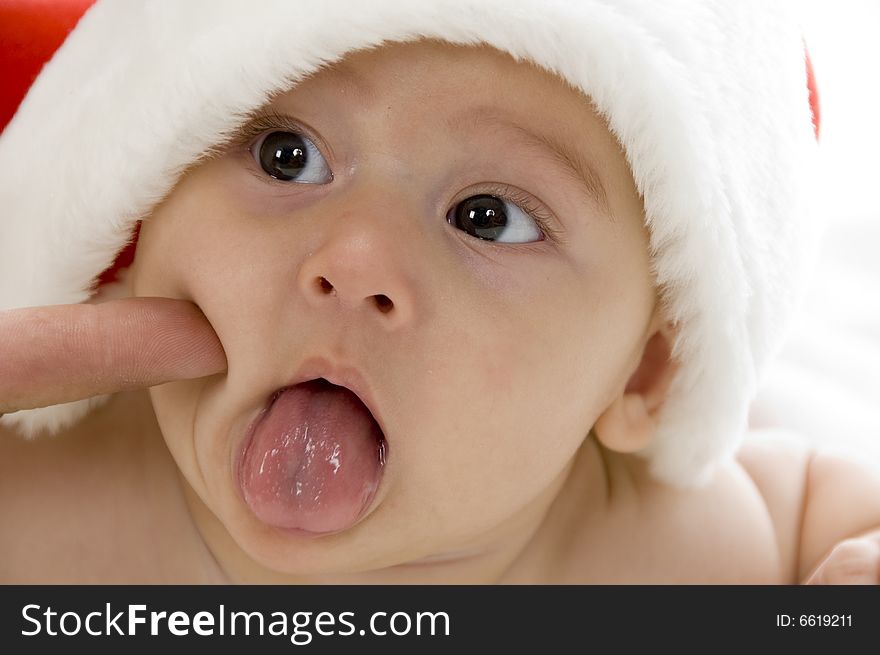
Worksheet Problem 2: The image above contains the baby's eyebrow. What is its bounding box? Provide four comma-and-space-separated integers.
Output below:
218, 110, 326, 155
445, 107, 611, 216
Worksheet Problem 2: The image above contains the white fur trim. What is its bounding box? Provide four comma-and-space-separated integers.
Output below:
0, 0, 821, 486
0, 396, 110, 439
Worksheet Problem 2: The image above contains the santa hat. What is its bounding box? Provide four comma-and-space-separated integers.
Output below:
0, 0, 821, 486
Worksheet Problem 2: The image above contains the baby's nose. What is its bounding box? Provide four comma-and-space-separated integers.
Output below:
295, 204, 418, 329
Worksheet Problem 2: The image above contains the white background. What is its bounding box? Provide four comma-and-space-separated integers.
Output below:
749, 0, 880, 462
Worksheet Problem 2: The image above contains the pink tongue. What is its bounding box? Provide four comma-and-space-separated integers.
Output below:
239, 379, 386, 534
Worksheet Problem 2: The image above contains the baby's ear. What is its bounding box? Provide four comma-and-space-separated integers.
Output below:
592, 314, 679, 454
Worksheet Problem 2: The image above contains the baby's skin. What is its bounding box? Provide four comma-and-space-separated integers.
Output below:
2, 41, 879, 584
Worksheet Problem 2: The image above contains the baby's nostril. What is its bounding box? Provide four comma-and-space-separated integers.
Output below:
314, 277, 392, 312
373, 294, 393, 313
317, 276, 334, 294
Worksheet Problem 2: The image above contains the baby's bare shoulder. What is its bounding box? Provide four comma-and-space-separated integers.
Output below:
629, 451, 789, 583
0, 392, 209, 583
0, 417, 119, 582
560, 440, 797, 583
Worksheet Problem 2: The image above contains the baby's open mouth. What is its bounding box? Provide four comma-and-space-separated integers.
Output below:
237, 378, 387, 535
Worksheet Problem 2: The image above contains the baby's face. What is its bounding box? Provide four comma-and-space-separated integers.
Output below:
130, 40, 657, 575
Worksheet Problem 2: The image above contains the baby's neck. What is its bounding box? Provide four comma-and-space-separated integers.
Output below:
180, 433, 615, 584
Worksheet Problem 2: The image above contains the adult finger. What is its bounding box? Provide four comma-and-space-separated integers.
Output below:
0, 297, 227, 414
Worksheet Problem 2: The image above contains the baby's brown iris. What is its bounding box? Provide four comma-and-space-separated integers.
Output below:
451, 195, 508, 241
259, 131, 308, 181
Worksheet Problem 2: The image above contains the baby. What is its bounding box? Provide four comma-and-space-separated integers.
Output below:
2, 1, 880, 584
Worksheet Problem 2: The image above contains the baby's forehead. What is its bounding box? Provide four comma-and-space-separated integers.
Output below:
287, 40, 586, 108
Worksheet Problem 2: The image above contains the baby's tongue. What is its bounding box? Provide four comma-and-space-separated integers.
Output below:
239, 379, 385, 534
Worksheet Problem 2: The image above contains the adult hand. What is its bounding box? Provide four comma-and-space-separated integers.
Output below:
0, 298, 227, 416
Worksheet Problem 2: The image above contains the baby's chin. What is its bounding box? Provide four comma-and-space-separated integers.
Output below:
176, 471, 383, 578
189, 479, 451, 581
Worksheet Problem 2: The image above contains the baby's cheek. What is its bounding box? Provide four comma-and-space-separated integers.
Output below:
131, 163, 239, 303
148, 380, 208, 484
473, 339, 518, 400
459, 326, 566, 467
129, 215, 192, 302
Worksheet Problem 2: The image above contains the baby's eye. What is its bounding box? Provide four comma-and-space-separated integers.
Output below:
447, 194, 543, 244
251, 131, 332, 184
